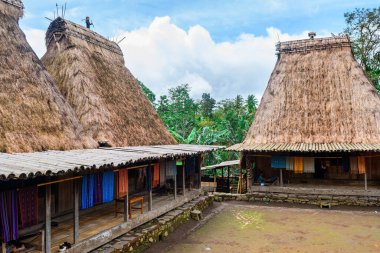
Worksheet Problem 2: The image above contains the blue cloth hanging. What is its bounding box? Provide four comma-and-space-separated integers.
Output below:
271, 156, 286, 169
102, 171, 114, 203
146, 166, 152, 191
81, 174, 95, 209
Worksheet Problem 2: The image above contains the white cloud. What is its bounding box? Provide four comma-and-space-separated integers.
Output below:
22, 16, 323, 101
117, 16, 314, 100
23, 28, 46, 58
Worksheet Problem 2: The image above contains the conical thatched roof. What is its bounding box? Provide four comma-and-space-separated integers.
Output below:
229, 35, 380, 153
42, 18, 177, 146
0, 1, 96, 153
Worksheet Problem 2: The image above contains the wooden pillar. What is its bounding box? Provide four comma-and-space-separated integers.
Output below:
124, 169, 129, 222
213, 168, 217, 192
2, 243, 6, 253
174, 163, 177, 200
227, 167, 230, 193
45, 185, 52, 253
198, 155, 202, 189
182, 161, 186, 196
365, 172, 368, 191
124, 193, 129, 222
280, 169, 283, 187
148, 167, 153, 211
73, 179, 80, 244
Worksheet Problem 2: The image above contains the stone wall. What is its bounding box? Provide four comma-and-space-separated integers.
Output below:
91, 195, 213, 253
213, 192, 380, 207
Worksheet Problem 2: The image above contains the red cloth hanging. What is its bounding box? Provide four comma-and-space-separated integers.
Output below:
18, 187, 38, 229
153, 164, 160, 188
118, 169, 128, 198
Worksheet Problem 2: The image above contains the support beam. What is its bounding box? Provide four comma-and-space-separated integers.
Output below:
148, 165, 152, 211
213, 168, 216, 192
45, 185, 52, 253
182, 161, 186, 196
227, 167, 230, 193
73, 179, 80, 244
365, 172, 368, 191
148, 190, 153, 211
174, 165, 177, 200
124, 193, 129, 222
280, 169, 283, 187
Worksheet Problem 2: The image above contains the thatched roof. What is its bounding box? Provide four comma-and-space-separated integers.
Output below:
0, 2, 96, 153
229, 35, 380, 153
42, 18, 177, 147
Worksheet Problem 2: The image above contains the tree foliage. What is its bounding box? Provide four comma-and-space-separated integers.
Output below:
344, 7, 380, 91
155, 84, 258, 165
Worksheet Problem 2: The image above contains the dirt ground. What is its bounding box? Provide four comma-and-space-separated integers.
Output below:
145, 202, 380, 253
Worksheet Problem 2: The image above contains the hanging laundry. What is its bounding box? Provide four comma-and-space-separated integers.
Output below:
18, 187, 38, 229
271, 156, 286, 169
146, 166, 152, 191
0, 190, 18, 242
102, 171, 115, 203
81, 174, 95, 209
118, 169, 128, 198
342, 155, 350, 172
153, 164, 159, 188
286, 157, 294, 171
93, 173, 103, 204
294, 157, 304, 174
350, 157, 358, 174
358, 156, 366, 174
303, 157, 315, 173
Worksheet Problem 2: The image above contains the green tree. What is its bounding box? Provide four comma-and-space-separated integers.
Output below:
344, 7, 380, 90
137, 79, 156, 104
199, 93, 216, 118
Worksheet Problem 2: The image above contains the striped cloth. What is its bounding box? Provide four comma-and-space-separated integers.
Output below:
286, 157, 294, 171
166, 160, 176, 177
18, 187, 38, 229
102, 171, 115, 203
81, 174, 95, 209
271, 156, 286, 169
153, 164, 159, 188
303, 158, 315, 173
117, 169, 128, 198
350, 157, 358, 174
0, 190, 18, 242
93, 173, 103, 204
294, 157, 304, 174
358, 156, 366, 174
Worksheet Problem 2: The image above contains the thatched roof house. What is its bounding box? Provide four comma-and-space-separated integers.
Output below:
228, 34, 380, 189
230, 35, 380, 153
42, 18, 176, 147
0, 1, 95, 153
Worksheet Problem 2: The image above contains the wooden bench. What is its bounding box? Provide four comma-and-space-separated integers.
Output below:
115, 195, 144, 218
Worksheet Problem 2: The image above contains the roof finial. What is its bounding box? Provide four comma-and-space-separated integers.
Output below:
308, 32, 316, 40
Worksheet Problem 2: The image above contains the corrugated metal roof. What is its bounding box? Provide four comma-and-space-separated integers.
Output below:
227, 143, 380, 153
0, 144, 223, 180
201, 160, 240, 170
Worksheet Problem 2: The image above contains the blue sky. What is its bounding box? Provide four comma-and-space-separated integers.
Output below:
20, 0, 379, 100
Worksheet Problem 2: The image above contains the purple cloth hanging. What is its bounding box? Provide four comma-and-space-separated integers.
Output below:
0, 190, 18, 242
18, 187, 38, 229
93, 173, 103, 204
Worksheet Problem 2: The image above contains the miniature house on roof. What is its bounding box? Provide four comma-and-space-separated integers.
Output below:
229, 34, 380, 189
42, 17, 177, 147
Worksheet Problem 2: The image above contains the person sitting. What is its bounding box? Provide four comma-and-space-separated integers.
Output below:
257, 172, 278, 186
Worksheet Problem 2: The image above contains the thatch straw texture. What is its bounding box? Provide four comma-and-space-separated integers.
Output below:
42, 18, 177, 146
0, 4, 96, 153
230, 36, 380, 152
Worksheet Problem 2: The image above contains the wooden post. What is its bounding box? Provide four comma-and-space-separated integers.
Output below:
174, 164, 177, 200
227, 167, 230, 193
213, 168, 217, 192
2, 243, 6, 253
182, 161, 186, 196
364, 172, 368, 191
41, 230, 45, 253
73, 179, 79, 244
198, 155, 202, 189
124, 193, 129, 222
45, 185, 52, 253
149, 166, 153, 210
280, 169, 283, 187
